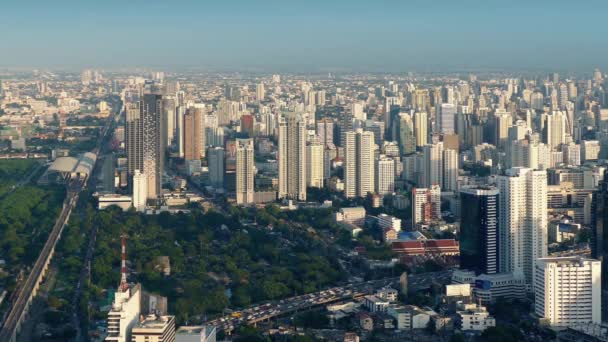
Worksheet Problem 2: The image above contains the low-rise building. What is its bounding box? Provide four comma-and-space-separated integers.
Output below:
456, 302, 495, 332
375, 287, 398, 302
387, 305, 433, 330
334, 207, 366, 226
548, 219, 579, 243
175, 325, 216, 342
472, 273, 526, 304
98, 194, 133, 211
363, 295, 390, 313
377, 213, 402, 231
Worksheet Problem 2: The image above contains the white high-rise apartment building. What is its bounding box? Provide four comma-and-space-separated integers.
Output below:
497, 168, 548, 287
543, 111, 567, 150
316, 118, 334, 146
236, 139, 254, 205
344, 129, 375, 198
530, 92, 544, 111
495, 110, 512, 150
414, 111, 428, 148
375, 155, 395, 196
509, 140, 550, 170
162, 96, 176, 147
422, 142, 443, 188
256, 82, 265, 102
412, 185, 441, 224
351, 102, 366, 121
176, 105, 186, 158
562, 142, 581, 166
439, 103, 456, 134
508, 120, 528, 142
582, 140, 600, 162
132, 170, 147, 212
534, 257, 601, 327
442, 148, 458, 192
278, 113, 307, 201
306, 142, 324, 188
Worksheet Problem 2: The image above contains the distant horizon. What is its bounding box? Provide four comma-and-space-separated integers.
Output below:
2, 0, 608, 72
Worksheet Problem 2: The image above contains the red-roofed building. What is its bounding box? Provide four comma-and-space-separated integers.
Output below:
391, 239, 459, 257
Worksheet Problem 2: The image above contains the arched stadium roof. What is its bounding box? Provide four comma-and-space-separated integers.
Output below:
47, 152, 96, 176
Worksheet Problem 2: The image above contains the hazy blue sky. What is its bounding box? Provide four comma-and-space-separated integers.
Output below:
1, 0, 607, 71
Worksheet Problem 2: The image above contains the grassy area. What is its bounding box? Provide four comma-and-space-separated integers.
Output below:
0, 159, 40, 196
0, 159, 38, 180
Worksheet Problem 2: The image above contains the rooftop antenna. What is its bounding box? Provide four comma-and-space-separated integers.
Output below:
120, 234, 128, 292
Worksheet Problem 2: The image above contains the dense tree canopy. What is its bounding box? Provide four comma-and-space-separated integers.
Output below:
90, 206, 346, 324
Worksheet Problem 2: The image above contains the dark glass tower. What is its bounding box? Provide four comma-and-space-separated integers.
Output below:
460, 187, 499, 275
592, 170, 608, 288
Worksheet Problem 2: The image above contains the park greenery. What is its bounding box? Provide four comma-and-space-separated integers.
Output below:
0, 158, 39, 196
0, 184, 65, 290
88, 205, 346, 324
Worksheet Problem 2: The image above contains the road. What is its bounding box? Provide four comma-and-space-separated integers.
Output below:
0, 103, 117, 342
71, 100, 119, 342
200, 270, 452, 334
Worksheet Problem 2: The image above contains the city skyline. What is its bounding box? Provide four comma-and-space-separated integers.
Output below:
2, 2, 608, 340
2, 0, 608, 71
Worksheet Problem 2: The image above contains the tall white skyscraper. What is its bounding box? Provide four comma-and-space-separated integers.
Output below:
422, 142, 443, 188
176, 105, 186, 158
495, 110, 512, 150
236, 139, 254, 205
162, 96, 176, 147
439, 103, 456, 134
306, 141, 324, 188
498, 168, 548, 286
375, 155, 395, 196
344, 129, 375, 198
132, 170, 147, 212
543, 111, 567, 150
316, 118, 334, 146
562, 142, 581, 166
256, 82, 265, 102
414, 111, 428, 148
278, 113, 307, 201
442, 148, 458, 192
534, 257, 601, 327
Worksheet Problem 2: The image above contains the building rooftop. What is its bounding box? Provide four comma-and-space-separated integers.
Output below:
132, 314, 174, 332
